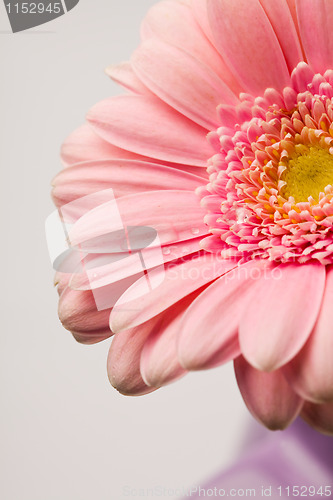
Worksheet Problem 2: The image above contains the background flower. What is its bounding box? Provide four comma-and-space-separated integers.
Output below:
183, 417, 333, 499
53, 0, 333, 434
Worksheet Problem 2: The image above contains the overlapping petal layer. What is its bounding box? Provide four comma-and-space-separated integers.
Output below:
52, 0, 333, 434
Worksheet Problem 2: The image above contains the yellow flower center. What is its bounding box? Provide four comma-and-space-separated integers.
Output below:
281, 146, 333, 203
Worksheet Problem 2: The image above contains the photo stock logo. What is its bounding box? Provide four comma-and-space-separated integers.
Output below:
4, 0, 80, 33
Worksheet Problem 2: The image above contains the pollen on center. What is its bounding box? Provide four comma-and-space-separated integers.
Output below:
280, 146, 333, 203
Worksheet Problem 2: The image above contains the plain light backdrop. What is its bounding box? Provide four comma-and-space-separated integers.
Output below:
0, 2, 255, 499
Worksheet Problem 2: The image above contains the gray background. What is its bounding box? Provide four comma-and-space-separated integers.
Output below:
0, 1, 252, 499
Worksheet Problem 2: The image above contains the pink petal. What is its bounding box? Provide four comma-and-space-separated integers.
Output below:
191, 0, 216, 45
141, 0, 242, 94
132, 39, 238, 130
291, 61, 315, 93
285, 0, 305, 59
140, 297, 200, 387
61, 124, 143, 167
284, 265, 333, 403
107, 317, 159, 396
259, 0, 303, 72
285, 0, 299, 28
207, 0, 290, 95
87, 95, 213, 166
58, 283, 112, 345
296, 0, 333, 74
61, 124, 207, 177
239, 262, 325, 371
235, 356, 303, 430
69, 190, 208, 249
52, 159, 205, 207
178, 260, 266, 370
301, 401, 333, 436
105, 62, 149, 94
110, 253, 238, 333
199, 235, 226, 253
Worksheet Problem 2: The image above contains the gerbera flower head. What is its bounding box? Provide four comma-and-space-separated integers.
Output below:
51, 0, 333, 435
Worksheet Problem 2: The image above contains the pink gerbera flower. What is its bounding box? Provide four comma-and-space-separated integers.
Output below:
52, 0, 333, 435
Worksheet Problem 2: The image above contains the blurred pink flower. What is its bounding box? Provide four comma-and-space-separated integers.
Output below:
52, 0, 333, 435
182, 418, 333, 499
